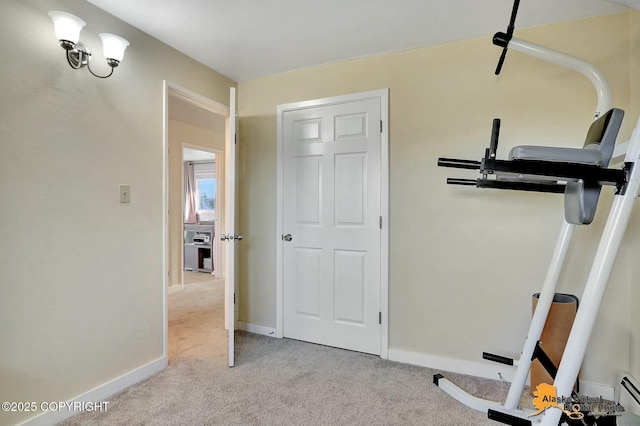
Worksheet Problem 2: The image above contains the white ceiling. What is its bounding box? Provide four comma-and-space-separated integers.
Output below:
86, 0, 630, 82
183, 147, 216, 162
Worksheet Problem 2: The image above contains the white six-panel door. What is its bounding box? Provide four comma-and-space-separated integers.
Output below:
282, 97, 382, 355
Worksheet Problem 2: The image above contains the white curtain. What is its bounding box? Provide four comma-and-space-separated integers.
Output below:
184, 162, 197, 224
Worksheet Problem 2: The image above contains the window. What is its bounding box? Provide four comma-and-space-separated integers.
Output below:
194, 162, 216, 222
197, 177, 215, 211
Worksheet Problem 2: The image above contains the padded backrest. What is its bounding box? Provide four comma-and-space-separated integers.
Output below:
582, 108, 624, 165
564, 108, 624, 225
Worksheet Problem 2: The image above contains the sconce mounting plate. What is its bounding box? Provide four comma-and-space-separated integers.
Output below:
67, 42, 91, 69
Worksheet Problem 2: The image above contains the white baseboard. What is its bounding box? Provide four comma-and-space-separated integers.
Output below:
580, 380, 615, 400
388, 348, 518, 383
617, 373, 640, 415
18, 356, 166, 426
238, 321, 277, 337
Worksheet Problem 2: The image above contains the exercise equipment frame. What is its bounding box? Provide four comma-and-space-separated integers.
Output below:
433, 5, 640, 426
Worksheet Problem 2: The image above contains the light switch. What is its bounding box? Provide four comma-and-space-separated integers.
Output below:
119, 184, 131, 203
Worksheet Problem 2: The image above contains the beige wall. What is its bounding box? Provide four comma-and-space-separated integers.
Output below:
0, 0, 235, 424
168, 119, 226, 287
238, 12, 638, 387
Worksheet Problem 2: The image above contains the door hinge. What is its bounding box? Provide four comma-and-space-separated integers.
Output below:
235, 133, 237, 144
380, 120, 383, 133
379, 312, 382, 324
234, 292, 236, 304
379, 216, 383, 229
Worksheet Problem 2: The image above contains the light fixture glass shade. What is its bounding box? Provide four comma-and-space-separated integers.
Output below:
99, 33, 130, 63
48, 11, 86, 44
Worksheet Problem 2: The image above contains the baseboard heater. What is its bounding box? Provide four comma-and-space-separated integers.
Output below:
618, 373, 640, 416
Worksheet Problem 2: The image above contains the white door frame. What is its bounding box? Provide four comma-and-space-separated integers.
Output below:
275, 89, 390, 359
162, 81, 230, 360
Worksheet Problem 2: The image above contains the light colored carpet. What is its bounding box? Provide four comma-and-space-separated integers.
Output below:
61, 280, 514, 425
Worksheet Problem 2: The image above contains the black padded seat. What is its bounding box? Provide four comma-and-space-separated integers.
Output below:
508, 108, 624, 225
509, 146, 603, 165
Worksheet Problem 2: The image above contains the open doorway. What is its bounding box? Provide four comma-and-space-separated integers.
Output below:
167, 95, 227, 289
164, 83, 231, 363
182, 146, 222, 284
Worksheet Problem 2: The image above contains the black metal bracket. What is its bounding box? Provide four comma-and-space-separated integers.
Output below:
440, 157, 627, 193
487, 409, 532, 426
531, 342, 558, 379
480, 158, 626, 188
532, 341, 581, 395
438, 112, 629, 196
483, 352, 514, 366
438, 112, 628, 194
433, 373, 444, 385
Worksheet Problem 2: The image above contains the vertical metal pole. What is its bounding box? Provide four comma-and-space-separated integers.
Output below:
504, 222, 575, 409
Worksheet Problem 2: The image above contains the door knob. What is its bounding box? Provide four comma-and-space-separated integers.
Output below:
235, 234, 243, 241
220, 234, 230, 241
282, 234, 293, 242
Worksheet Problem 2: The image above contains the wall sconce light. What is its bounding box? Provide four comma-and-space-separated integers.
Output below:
48, 11, 130, 79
